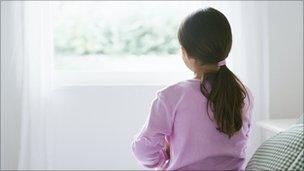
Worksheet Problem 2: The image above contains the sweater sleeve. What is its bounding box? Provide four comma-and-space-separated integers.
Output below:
132, 91, 172, 168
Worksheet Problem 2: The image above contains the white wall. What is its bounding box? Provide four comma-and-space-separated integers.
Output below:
47, 85, 164, 170
268, 1, 303, 119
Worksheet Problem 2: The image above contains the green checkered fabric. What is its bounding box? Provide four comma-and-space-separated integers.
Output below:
246, 124, 304, 171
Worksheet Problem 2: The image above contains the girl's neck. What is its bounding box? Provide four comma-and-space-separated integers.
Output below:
194, 72, 203, 80
194, 64, 220, 80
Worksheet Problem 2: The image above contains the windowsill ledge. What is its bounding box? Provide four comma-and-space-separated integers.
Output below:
257, 118, 298, 133
53, 70, 193, 88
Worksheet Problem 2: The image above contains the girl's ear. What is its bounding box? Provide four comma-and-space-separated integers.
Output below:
181, 47, 198, 72
182, 47, 196, 64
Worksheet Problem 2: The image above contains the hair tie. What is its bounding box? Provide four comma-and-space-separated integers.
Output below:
217, 59, 226, 67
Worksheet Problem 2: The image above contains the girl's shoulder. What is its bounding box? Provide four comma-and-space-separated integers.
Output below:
158, 79, 200, 94
156, 79, 201, 101
154, 79, 201, 114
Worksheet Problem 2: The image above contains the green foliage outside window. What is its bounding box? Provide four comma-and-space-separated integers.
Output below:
54, 7, 180, 56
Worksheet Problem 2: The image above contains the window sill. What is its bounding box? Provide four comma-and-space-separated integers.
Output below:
53, 70, 193, 88
257, 118, 297, 133
257, 118, 298, 142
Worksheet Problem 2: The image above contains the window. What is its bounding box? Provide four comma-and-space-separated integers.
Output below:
52, 1, 202, 86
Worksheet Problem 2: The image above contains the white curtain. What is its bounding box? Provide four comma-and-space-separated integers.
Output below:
1, 1, 53, 170
1, 2, 24, 169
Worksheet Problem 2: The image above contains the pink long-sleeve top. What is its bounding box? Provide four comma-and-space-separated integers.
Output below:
132, 79, 253, 170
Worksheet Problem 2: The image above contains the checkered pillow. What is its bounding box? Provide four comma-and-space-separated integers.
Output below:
246, 124, 304, 171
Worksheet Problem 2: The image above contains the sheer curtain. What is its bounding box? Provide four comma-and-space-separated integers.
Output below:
1, 1, 53, 170
1, 2, 24, 169
18, 2, 54, 169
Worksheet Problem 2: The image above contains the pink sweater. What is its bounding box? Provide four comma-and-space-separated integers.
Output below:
132, 79, 253, 170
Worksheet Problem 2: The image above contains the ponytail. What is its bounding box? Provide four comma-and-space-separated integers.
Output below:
200, 65, 247, 138
177, 7, 247, 137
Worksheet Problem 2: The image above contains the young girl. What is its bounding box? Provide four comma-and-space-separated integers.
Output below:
132, 7, 253, 170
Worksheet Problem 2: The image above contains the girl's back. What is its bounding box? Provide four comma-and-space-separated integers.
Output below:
158, 79, 252, 170
132, 7, 254, 170
132, 79, 252, 170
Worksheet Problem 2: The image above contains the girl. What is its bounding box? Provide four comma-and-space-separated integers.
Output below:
132, 7, 253, 170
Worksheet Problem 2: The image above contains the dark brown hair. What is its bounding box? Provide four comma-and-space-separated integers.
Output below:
178, 7, 248, 138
